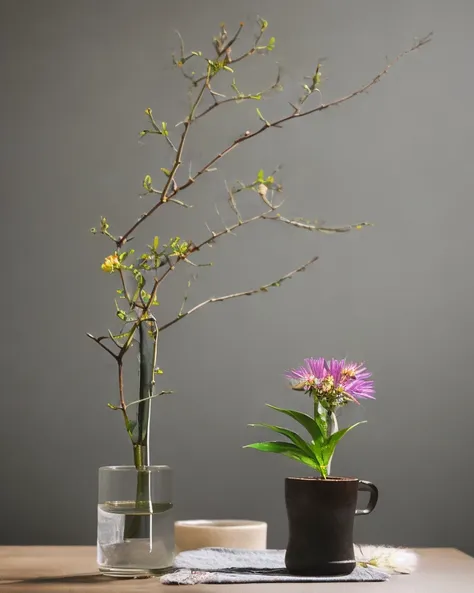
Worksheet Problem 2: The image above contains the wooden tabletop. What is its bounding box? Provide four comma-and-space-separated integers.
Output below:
0, 547, 472, 591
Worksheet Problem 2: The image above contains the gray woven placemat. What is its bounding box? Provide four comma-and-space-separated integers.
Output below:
161, 548, 390, 584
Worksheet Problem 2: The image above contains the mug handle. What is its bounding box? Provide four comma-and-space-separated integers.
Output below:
355, 480, 378, 516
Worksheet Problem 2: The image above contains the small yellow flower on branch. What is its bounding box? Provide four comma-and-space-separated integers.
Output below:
101, 254, 120, 273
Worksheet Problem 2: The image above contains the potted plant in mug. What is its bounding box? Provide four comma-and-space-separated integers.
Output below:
88, 16, 429, 577
245, 358, 378, 576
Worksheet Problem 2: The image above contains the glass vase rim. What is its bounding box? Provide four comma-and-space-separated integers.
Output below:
99, 464, 171, 472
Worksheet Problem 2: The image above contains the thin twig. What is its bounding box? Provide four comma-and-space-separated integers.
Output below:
195, 94, 258, 120
86, 333, 118, 360
156, 264, 174, 288
118, 67, 211, 248
164, 134, 178, 153
119, 36, 429, 249
218, 22, 244, 57
263, 215, 372, 233
117, 277, 160, 361
195, 67, 280, 120
149, 314, 159, 398
225, 181, 242, 222
170, 37, 431, 199
168, 197, 193, 208
154, 203, 369, 299
196, 211, 271, 250
192, 23, 262, 85
179, 274, 198, 317
119, 268, 132, 305
225, 24, 266, 66
117, 361, 126, 411
158, 255, 319, 332
126, 390, 174, 408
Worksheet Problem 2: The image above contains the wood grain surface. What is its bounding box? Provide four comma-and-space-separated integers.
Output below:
0, 547, 472, 592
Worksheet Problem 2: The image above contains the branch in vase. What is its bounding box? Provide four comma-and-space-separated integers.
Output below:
179, 274, 198, 318
216, 22, 245, 57
115, 23, 275, 247
117, 26, 430, 256
117, 277, 161, 361
86, 333, 119, 360
117, 361, 128, 415
169, 34, 432, 200
263, 215, 372, 234
153, 198, 367, 303
141, 109, 178, 152
118, 268, 132, 306
229, 21, 270, 65
118, 28, 430, 251
190, 22, 250, 85
158, 255, 319, 332
195, 66, 282, 121
168, 197, 193, 209
125, 390, 174, 408
117, 68, 211, 248
196, 210, 273, 250
214, 19, 268, 68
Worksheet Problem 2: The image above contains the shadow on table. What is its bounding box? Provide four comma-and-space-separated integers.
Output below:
0, 573, 129, 587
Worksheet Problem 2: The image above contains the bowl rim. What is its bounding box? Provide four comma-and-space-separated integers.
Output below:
174, 519, 267, 530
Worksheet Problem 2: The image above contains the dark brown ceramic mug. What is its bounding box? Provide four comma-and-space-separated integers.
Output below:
285, 477, 378, 576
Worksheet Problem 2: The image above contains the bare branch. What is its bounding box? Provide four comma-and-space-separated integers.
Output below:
158, 255, 319, 332
118, 268, 132, 306
264, 215, 372, 234
226, 180, 242, 222
170, 37, 431, 201
196, 211, 271, 250
126, 390, 174, 408
107, 329, 126, 349
168, 197, 193, 209
118, 67, 211, 247
227, 21, 267, 66
86, 333, 119, 360
195, 66, 281, 121
117, 277, 161, 361
218, 22, 244, 58
179, 274, 198, 317
117, 30, 429, 252
154, 198, 370, 295
118, 34, 429, 248
143, 109, 178, 152
117, 361, 126, 411
183, 257, 212, 268
156, 264, 175, 287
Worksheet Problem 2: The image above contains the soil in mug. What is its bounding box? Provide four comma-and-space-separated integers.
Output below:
97, 501, 174, 576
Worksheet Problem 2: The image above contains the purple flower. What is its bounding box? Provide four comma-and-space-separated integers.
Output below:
344, 377, 375, 401
342, 362, 375, 401
285, 357, 326, 391
285, 357, 375, 408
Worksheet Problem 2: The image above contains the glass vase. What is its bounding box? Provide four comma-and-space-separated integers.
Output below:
97, 465, 174, 577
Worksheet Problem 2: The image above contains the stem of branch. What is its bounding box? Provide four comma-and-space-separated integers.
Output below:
118, 361, 126, 409
158, 255, 319, 332
118, 68, 211, 248
170, 37, 431, 199
119, 268, 132, 306
118, 36, 429, 248
86, 333, 118, 360
117, 276, 160, 361
126, 390, 173, 408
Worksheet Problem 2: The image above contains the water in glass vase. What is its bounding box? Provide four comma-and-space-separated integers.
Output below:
97, 501, 174, 577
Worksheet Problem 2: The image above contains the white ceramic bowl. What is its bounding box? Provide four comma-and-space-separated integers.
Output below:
174, 520, 267, 552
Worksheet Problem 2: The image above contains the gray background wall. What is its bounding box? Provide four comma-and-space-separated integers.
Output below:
1, 0, 473, 554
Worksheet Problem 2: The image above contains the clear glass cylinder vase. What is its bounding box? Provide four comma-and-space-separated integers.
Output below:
97, 465, 174, 577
